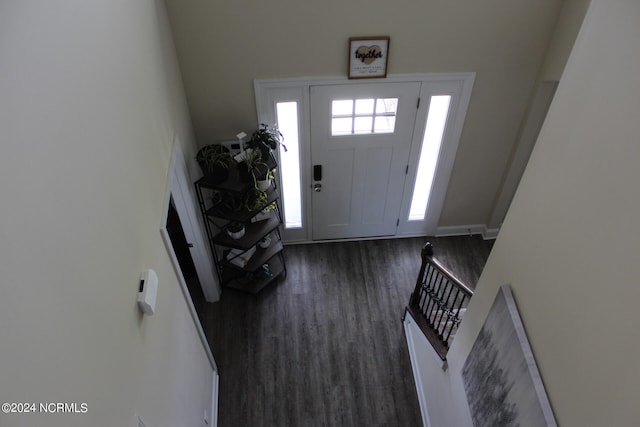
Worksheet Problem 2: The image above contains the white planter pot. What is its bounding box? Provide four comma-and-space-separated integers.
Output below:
227, 227, 245, 240
258, 236, 271, 248
257, 179, 271, 191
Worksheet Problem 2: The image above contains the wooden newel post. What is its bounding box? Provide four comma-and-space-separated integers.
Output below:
422, 242, 434, 258
410, 242, 434, 306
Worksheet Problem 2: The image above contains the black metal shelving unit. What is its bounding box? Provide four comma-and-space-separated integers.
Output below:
194, 155, 286, 294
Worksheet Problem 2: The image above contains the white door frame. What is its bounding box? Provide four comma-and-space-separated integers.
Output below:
397, 76, 475, 236
160, 137, 220, 427
255, 73, 475, 242
163, 137, 221, 302
160, 136, 219, 374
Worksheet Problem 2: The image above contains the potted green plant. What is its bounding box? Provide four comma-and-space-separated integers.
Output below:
242, 187, 268, 213
221, 191, 244, 215
258, 235, 271, 248
196, 144, 231, 185
256, 167, 276, 191
261, 201, 277, 214
220, 186, 268, 217
226, 221, 245, 240
249, 123, 287, 160
238, 148, 269, 184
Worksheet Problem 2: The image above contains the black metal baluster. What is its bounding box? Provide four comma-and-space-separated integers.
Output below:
426, 273, 445, 324
432, 279, 448, 335
419, 264, 434, 310
423, 271, 438, 321
435, 280, 455, 339
442, 288, 462, 344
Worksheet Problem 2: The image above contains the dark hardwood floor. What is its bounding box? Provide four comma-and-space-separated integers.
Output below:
197, 236, 493, 427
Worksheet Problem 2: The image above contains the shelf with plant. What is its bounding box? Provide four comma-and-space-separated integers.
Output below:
197, 153, 276, 192
220, 255, 285, 294
248, 123, 287, 159
237, 148, 269, 183
225, 221, 246, 240
206, 185, 279, 223
220, 238, 283, 273
196, 144, 232, 186
256, 167, 276, 191
212, 211, 281, 250
243, 239, 283, 271
194, 126, 287, 294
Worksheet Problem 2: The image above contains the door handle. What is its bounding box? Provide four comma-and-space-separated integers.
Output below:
313, 165, 322, 181
313, 183, 322, 192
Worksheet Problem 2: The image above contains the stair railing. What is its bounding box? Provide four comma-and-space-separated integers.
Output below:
404, 242, 474, 360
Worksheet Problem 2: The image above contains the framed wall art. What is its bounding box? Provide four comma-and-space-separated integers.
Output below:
462, 285, 557, 427
348, 36, 390, 79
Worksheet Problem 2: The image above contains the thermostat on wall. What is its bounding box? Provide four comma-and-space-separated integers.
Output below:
137, 269, 158, 315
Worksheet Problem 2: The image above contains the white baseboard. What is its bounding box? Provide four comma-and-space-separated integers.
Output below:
404, 313, 432, 427
210, 371, 219, 427
435, 224, 499, 240
483, 227, 500, 240
281, 225, 500, 246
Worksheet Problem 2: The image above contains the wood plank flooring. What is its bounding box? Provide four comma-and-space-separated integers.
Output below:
197, 236, 493, 427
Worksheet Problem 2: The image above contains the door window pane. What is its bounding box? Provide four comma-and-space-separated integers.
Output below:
375, 98, 398, 114
332, 100, 353, 116
355, 99, 375, 115
373, 116, 396, 133
354, 116, 373, 134
331, 117, 353, 135
331, 97, 398, 136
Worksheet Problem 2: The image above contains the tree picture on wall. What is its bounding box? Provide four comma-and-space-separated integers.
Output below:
461, 285, 557, 427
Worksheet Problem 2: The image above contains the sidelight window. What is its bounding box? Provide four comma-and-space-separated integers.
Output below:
408, 95, 451, 221
275, 101, 303, 229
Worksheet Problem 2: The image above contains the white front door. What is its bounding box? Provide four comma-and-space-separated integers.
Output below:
254, 74, 475, 242
310, 82, 420, 240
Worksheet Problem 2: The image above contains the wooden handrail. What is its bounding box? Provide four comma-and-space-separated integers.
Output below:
405, 242, 474, 360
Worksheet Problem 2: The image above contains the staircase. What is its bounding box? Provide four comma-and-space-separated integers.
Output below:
404, 242, 474, 360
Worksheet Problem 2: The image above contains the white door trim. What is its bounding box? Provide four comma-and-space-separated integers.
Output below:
398, 76, 475, 236
160, 135, 219, 372
210, 370, 220, 427
165, 137, 221, 302
255, 73, 475, 242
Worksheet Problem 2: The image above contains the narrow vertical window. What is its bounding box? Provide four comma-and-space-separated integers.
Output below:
408, 95, 451, 221
276, 102, 303, 229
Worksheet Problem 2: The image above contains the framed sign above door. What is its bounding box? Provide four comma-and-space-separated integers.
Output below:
348, 36, 390, 79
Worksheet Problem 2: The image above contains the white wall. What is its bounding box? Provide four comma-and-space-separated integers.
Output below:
0, 1, 214, 426
487, 0, 591, 230
539, 0, 592, 81
413, 1, 640, 425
